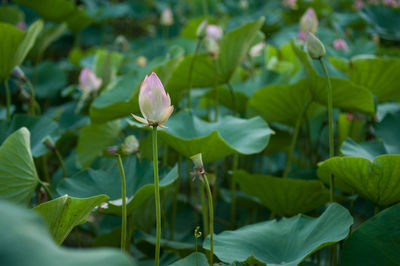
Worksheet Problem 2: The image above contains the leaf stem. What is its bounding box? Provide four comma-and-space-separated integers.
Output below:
55, 149, 67, 179
4, 80, 11, 120
199, 181, 209, 235
26, 80, 40, 116
283, 100, 311, 178
187, 39, 202, 109
38, 179, 53, 200
152, 126, 161, 266
116, 154, 127, 252
319, 58, 335, 202
202, 173, 214, 265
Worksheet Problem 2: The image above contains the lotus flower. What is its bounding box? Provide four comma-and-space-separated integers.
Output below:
249, 42, 266, 58
160, 7, 174, 26
131, 72, 174, 128
79, 68, 102, 93
306, 32, 326, 60
333, 39, 349, 50
299, 8, 318, 41
206, 25, 223, 41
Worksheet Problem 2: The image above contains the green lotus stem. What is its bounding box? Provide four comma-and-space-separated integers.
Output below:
283, 100, 311, 178
199, 181, 209, 235
152, 126, 162, 266
187, 39, 202, 109
202, 173, 214, 265
230, 154, 239, 228
319, 58, 335, 202
26, 80, 40, 116
4, 80, 11, 120
116, 154, 127, 252
55, 149, 67, 178
213, 59, 219, 122
41, 155, 50, 182
227, 82, 237, 116
202, 0, 208, 17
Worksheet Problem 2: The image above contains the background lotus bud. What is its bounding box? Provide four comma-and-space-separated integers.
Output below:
122, 135, 139, 155
240, 0, 249, 10
17, 20, 26, 31
306, 32, 326, 60
79, 68, 102, 93
354, 0, 365, 9
205, 39, 220, 59
160, 7, 174, 26
42, 136, 56, 151
190, 153, 204, 169
131, 72, 174, 128
249, 42, 265, 58
333, 39, 349, 50
299, 8, 318, 41
206, 25, 223, 41
11, 66, 27, 82
196, 20, 208, 40
282, 0, 298, 9
136, 56, 148, 67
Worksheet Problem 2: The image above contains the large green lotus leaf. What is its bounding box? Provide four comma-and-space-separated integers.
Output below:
166, 18, 264, 100
13, 0, 92, 33
203, 203, 353, 265
0, 127, 39, 205
340, 138, 388, 161
0, 200, 135, 266
317, 155, 400, 206
57, 157, 179, 216
234, 170, 330, 217
291, 41, 375, 116
340, 203, 400, 266
0, 23, 24, 83
170, 252, 208, 266
360, 5, 400, 41
330, 56, 400, 102
76, 120, 120, 169
248, 80, 313, 125
34, 194, 109, 244
0, 6, 24, 25
375, 112, 400, 154
6, 114, 61, 158
128, 111, 274, 163
13, 20, 43, 67
90, 54, 183, 123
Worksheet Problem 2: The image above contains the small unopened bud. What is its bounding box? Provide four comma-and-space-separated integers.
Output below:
190, 153, 204, 169
299, 8, 318, 41
194, 226, 202, 239
115, 35, 129, 51
205, 39, 219, 59
249, 42, 265, 58
11, 66, 27, 82
121, 135, 139, 155
333, 39, 348, 51
160, 7, 174, 26
42, 136, 56, 151
196, 20, 208, 40
136, 56, 147, 67
306, 32, 326, 60
17, 20, 26, 31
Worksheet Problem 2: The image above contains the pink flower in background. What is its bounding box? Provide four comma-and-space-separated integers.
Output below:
354, 0, 365, 9
79, 68, 102, 93
160, 7, 174, 26
299, 8, 318, 41
382, 0, 397, 7
333, 39, 349, 50
282, 0, 298, 9
131, 72, 174, 128
17, 20, 26, 31
206, 25, 223, 41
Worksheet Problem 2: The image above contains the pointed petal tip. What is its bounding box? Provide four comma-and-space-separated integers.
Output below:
130, 113, 148, 124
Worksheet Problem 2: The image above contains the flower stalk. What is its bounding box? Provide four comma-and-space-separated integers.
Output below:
116, 154, 127, 252
152, 126, 162, 266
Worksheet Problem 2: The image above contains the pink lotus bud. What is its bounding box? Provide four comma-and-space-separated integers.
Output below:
160, 7, 174, 26
249, 42, 265, 58
206, 25, 223, 41
131, 72, 174, 128
282, 0, 298, 9
299, 8, 318, 36
11, 66, 27, 81
79, 68, 102, 93
17, 20, 26, 31
346, 112, 354, 121
333, 39, 349, 50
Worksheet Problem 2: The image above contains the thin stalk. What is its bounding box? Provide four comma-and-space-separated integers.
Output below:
187, 39, 202, 109
116, 154, 127, 252
230, 154, 239, 229
213, 59, 219, 122
55, 149, 67, 178
202, 173, 214, 265
38, 179, 53, 200
282, 100, 311, 178
227, 82, 236, 116
201, 0, 208, 17
199, 182, 209, 235
41, 155, 50, 183
319, 58, 335, 202
195, 235, 199, 266
26, 80, 40, 115
152, 126, 162, 266
4, 80, 11, 120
